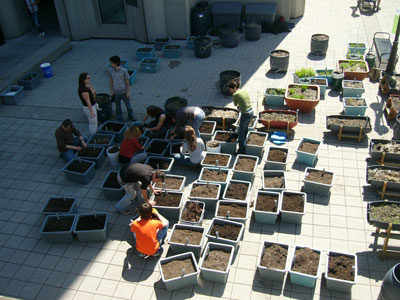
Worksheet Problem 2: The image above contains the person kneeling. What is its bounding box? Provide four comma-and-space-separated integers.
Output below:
130, 203, 169, 257
119, 126, 147, 164
172, 126, 205, 168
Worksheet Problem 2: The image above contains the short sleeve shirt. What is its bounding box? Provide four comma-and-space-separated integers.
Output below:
131, 219, 163, 255
108, 67, 129, 94
119, 163, 154, 189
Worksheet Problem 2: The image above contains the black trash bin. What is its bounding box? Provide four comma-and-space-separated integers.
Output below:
0, 25, 5, 46
96, 93, 113, 122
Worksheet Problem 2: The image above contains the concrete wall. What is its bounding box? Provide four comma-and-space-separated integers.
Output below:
0, 0, 32, 39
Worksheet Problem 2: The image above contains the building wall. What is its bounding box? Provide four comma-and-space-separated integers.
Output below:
0, 0, 32, 39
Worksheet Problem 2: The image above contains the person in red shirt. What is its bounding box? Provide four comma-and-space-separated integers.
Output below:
130, 203, 169, 257
119, 126, 147, 164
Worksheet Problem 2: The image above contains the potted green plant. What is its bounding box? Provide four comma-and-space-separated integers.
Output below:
293, 68, 316, 83
343, 97, 368, 116
232, 154, 259, 182
18, 72, 41, 90
289, 245, 322, 288
303, 167, 334, 196
348, 42, 367, 55
257, 240, 290, 281
337, 59, 369, 80
264, 88, 286, 106
168, 223, 206, 257
40, 214, 77, 243
285, 84, 320, 113
325, 251, 357, 293
101, 170, 125, 200
73, 212, 108, 242
253, 190, 281, 224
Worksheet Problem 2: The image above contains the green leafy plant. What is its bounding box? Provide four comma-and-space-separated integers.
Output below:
316, 69, 333, 75
266, 88, 286, 96
301, 85, 308, 91
290, 93, 305, 99
340, 60, 367, 72
349, 43, 366, 48
294, 68, 316, 78
289, 88, 296, 95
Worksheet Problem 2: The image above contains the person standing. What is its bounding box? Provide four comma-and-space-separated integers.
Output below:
173, 126, 205, 167
108, 56, 136, 122
25, 0, 45, 37
228, 81, 254, 154
78, 73, 98, 135
119, 126, 147, 164
55, 119, 87, 162
115, 163, 165, 214
170, 106, 205, 138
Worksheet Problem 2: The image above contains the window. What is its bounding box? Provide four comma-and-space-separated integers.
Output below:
98, 0, 127, 24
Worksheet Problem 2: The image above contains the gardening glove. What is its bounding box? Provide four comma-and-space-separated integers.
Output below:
152, 208, 159, 214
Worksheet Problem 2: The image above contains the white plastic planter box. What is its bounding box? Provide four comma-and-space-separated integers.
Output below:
199, 120, 217, 142
206, 218, 244, 251
265, 146, 288, 170
325, 251, 357, 293
303, 167, 334, 196
233, 115, 258, 132
215, 200, 249, 223
73, 213, 108, 242
342, 80, 365, 97
168, 223, 206, 257
152, 174, 186, 192
188, 182, 221, 210
289, 245, 322, 288
245, 131, 268, 158
343, 97, 367, 116
232, 154, 259, 182
280, 191, 307, 224
200, 152, 232, 169
254, 190, 281, 224
222, 179, 252, 203
199, 242, 235, 283
257, 241, 290, 281
198, 167, 231, 199
159, 252, 200, 291
212, 130, 238, 155
296, 138, 321, 166
262, 170, 286, 191
179, 200, 206, 226
151, 191, 183, 219
144, 156, 174, 173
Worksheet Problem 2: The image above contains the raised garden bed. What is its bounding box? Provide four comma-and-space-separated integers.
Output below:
325, 251, 357, 292
296, 138, 321, 166
258, 110, 298, 129
326, 115, 372, 134
343, 97, 367, 116
145, 139, 170, 156
367, 201, 400, 231
303, 167, 334, 196
201, 153, 231, 168
262, 170, 286, 191
179, 201, 205, 226
338, 59, 369, 80
168, 224, 205, 257
101, 170, 125, 200
233, 154, 258, 182
285, 84, 320, 113
202, 106, 239, 128
258, 241, 289, 281
222, 180, 251, 202
254, 191, 281, 224
280, 191, 306, 224
216, 200, 249, 223
369, 139, 400, 163
265, 147, 288, 170
40, 214, 76, 243
73, 213, 108, 242
153, 174, 186, 191
63, 158, 96, 185
42, 197, 77, 216
367, 165, 400, 191
151, 191, 183, 219
289, 246, 321, 288
206, 218, 244, 251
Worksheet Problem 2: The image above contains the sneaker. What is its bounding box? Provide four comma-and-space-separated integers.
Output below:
152, 247, 163, 257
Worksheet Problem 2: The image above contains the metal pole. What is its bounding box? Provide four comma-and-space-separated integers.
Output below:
386, 16, 400, 76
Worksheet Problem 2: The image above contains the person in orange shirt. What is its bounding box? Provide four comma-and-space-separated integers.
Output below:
130, 203, 169, 257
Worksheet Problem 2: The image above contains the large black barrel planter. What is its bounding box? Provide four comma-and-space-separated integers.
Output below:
191, 6, 208, 36
96, 93, 112, 122
310, 34, 329, 56
245, 23, 261, 41
378, 263, 400, 300
165, 96, 188, 117
221, 29, 240, 48
194, 37, 212, 58
219, 70, 241, 96
196, 1, 212, 29
269, 49, 290, 73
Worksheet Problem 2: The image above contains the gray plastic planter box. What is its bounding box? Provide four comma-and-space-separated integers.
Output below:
296, 138, 321, 166
265, 146, 288, 170
245, 132, 268, 158
198, 167, 231, 198
222, 179, 251, 202
63, 158, 96, 185
168, 223, 205, 257
18, 72, 41, 90
342, 80, 365, 97
233, 154, 259, 182
135, 47, 155, 61
40, 214, 77, 243
303, 167, 334, 196
1, 86, 24, 105
212, 130, 238, 155
179, 200, 205, 226
343, 97, 367, 116
206, 218, 244, 251
140, 58, 161, 73
152, 174, 186, 192
201, 152, 232, 169
254, 190, 281, 224
154, 37, 171, 50
145, 139, 170, 156
151, 191, 183, 219
87, 133, 115, 148
215, 200, 249, 223
199, 242, 235, 283
280, 191, 307, 224
73, 213, 108, 242
188, 182, 221, 210
76, 146, 106, 169
42, 197, 78, 216
289, 245, 322, 288
99, 121, 127, 143
144, 156, 174, 173
159, 252, 199, 291
101, 170, 125, 200
233, 115, 258, 132
262, 170, 286, 191
325, 251, 357, 293
257, 241, 290, 281
200, 121, 217, 142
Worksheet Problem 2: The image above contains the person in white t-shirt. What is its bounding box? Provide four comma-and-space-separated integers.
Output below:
173, 126, 205, 168
25, 0, 45, 36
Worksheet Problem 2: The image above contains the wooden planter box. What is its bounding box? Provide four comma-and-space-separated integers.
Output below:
206, 218, 244, 251
222, 179, 252, 202
280, 191, 307, 224
367, 201, 400, 231
40, 214, 77, 243
168, 223, 206, 257
232, 154, 259, 182
76, 146, 106, 169
151, 191, 183, 219
162, 45, 182, 58
258, 109, 298, 130
265, 146, 288, 170
367, 165, 400, 192
289, 246, 322, 288
1, 86, 24, 105
326, 115, 372, 135
135, 47, 155, 61
87, 133, 115, 148
325, 251, 357, 293
188, 182, 221, 210
140, 58, 161, 73
18, 72, 41, 90
342, 80, 365, 97
152, 174, 186, 192
343, 97, 367, 116
73, 213, 108, 242
257, 241, 290, 281
63, 158, 96, 185
285, 84, 320, 113
369, 139, 400, 163
338, 59, 369, 80
144, 156, 174, 173
245, 132, 268, 158
199, 242, 235, 283
295, 137, 321, 166
101, 170, 125, 200
215, 200, 249, 223
303, 167, 334, 196
253, 190, 281, 224
262, 170, 286, 191
200, 152, 232, 169
42, 197, 78, 216
99, 121, 127, 143
203, 106, 239, 128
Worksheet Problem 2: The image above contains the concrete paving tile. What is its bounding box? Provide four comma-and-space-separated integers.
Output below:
18, 282, 43, 300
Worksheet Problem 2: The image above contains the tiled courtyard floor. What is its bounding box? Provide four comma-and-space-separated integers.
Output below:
0, 0, 400, 299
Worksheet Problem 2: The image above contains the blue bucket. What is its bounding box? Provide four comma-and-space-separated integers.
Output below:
40, 63, 53, 78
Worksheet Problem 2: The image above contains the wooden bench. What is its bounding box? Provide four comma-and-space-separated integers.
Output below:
373, 32, 399, 69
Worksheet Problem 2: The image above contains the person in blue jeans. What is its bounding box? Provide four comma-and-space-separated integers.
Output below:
55, 119, 88, 162
170, 106, 205, 138
108, 56, 136, 122
228, 81, 254, 154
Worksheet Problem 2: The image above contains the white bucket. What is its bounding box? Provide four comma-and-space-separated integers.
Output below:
106, 145, 120, 169
206, 141, 221, 153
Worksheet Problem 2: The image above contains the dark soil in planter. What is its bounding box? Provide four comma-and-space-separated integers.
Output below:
327, 117, 370, 128
154, 177, 183, 190
148, 158, 171, 170
256, 194, 278, 212
234, 157, 256, 172
165, 45, 180, 49
267, 150, 287, 162
162, 258, 196, 280
78, 147, 101, 158
200, 122, 215, 134
210, 224, 241, 241
203, 250, 231, 271
168, 131, 184, 139
170, 228, 203, 245
343, 81, 363, 88
128, 70, 135, 76
328, 255, 355, 281
299, 142, 319, 154
264, 175, 285, 189
181, 202, 203, 222
190, 183, 219, 198
236, 116, 257, 127
345, 98, 366, 106
44, 198, 74, 213
170, 143, 182, 154
43, 216, 74, 232
218, 204, 247, 218
214, 132, 238, 143
282, 194, 304, 212
156, 38, 170, 43
260, 112, 296, 122
305, 170, 333, 184
201, 169, 228, 182
373, 142, 400, 153
104, 123, 123, 132
108, 146, 119, 153
260, 244, 288, 270
67, 160, 92, 173
288, 86, 318, 100
247, 133, 265, 146
142, 59, 158, 64
138, 47, 153, 52
103, 172, 120, 188
271, 50, 289, 57
224, 182, 248, 200
310, 79, 326, 85
155, 192, 181, 207
75, 215, 106, 231
202, 153, 229, 167
91, 137, 111, 144
148, 140, 169, 154
370, 203, 400, 224
292, 247, 320, 276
